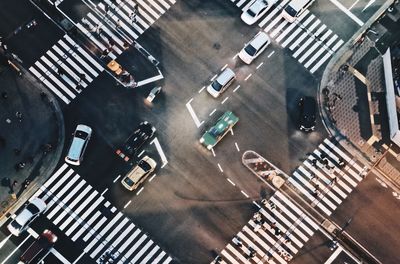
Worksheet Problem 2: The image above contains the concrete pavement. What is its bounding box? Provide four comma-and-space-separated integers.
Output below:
0, 58, 64, 226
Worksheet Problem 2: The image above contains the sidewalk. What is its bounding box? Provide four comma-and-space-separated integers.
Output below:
319, 1, 400, 190
0, 62, 64, 225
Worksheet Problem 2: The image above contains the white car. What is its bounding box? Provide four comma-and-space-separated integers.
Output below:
241, 0, 276, 25
65, 124, 92, 166
7, 197, 46, 236
239, 31, 271, 64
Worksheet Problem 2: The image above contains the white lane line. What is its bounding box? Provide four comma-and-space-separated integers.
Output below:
101, 188, 108, 196
124, 200, 132, 209
324, 246, 343, 264
232, 53, 238, 60
230, 128, 234, 135
349, 0, 361, 10
227, 178, 236, 186
256, 62, 264, 69
244, 73, 252, 81
198, 86, 206, 93
211, 148, 216, 157
221, 97, 229, 104
137, 150, 145, 157
210, 74, 218, 82
113, 175, 121, 183
362, 0, 376, 12
136, 187, 144, 195
267, 50, 275, 58
329, 0, 364, 26
221, 64, 228, 71
1, 234, 32, 264
209, 109, 217, 116
233, 85, 240, 92
149, 174, 157, 182
186, 99, 203, 128
50, 248, 72, 263
235, 142, 240, 152
72, 251, 85, 264
217, 163, 224, 173
241, 190, 249, 198
151, 137, 168, 167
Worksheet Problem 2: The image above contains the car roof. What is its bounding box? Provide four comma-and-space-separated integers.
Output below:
15, 209, 33, 226
67, 137, 86, 160
249, 0, 267, 12
249, 32, 270, 49
216, 68, 235, 84
76, 124, 92, 134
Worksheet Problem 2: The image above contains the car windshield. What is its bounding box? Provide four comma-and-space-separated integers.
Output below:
124, 177, 134, 187
284, 5, 297, 17
244, 44, 257, 56
75, 131, 88, 140
10, 220, 22, 230
209, 126, 223, 137
247, 8, 257, 17
26, 203, 40, 214
211, 80, 223, 91
138, 160, 151, 171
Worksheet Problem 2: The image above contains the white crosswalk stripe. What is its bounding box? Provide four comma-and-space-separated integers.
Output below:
32, 163, 172, 264
228, 0, 344, 74
216, 138, 366, 263
29, 34, 104, 105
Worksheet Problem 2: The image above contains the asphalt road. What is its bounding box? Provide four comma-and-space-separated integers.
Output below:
0, 0, 393, 263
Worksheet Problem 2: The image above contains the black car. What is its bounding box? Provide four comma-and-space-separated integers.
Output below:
116, 121, 156, 161
298, 96, 316, 132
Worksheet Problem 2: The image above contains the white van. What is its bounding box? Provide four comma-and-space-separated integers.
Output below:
207, 68, 236, 98
65, 124, 92, 166
281, 0, 315, 23
239, 31, 271, 64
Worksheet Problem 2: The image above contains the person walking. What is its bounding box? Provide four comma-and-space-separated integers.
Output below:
15, 111, 23, 122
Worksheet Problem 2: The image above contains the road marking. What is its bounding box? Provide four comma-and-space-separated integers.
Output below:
232, 53, 238, 60
221, 97, 229, 104
252, 201, 261, 208
244, 73, 252, 81
101, 188, 108, 196
221, 64, 228, 71
217, 163, 224, 172
233, 85, 240, 92
329, 0, 364, 26
186, 99, 203, 128
230, 128, 234, 135
362, 0, 375, 12
211, 148, 216, 157
227, 178, 236, 186
124, 200, 132, 208
210, 74, 218, 82
209, 109, 217, 116
256, 62, 264, 69
349, 0, 361, 10
151, 137, 168, 167
324, 246, 343, 264
149, 174, 157, 182
198, 86, 206, 93
267, 51, 275, 58
113, 175, 121, 183
136, 187, 144, 195
137, 150, 145, 157
1, 234, 31, 264
235, 142, 240, 152
50, 248, 72, 263
72, 252, 85, 264
241, 190, 249, 198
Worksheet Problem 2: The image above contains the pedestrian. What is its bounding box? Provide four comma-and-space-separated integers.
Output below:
320, 152, 327, 160
40, 91, 47, 99
100, 49, 109, 59
274, 227, 281, 236
1, 91, 8, 99
95, 24, 102, 35
270, 222, 276, 229
78, 73, 86, 82
15, 111, 23, 122
12, 180, 18, 188
314, 184, 320, 196
330, 177, 337, 186
129, 12, 137, 23
22, 179, 31, 189
13, 148, 21, 155
284, 234, 291, 244
104, 4, 109, 13
123, 41, 130, 50
311, 158, 318, 168
309, 173, 315, 181
18, 162, 25, 169
108, 38, 115, 49
116, 19, 123, 29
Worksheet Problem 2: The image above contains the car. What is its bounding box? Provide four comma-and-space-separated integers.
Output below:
298, 96, 317, 132
121, 156, 157, 191
206, 68, 236, 98
65, 124, 92, 166
116, 121, 156, 162
146, 86, 162, 103
200, 111, 239, 150
239, 31, 271, 64
19, 229, 57, 264
241, 0, 276, 25
7, 197, 46, 236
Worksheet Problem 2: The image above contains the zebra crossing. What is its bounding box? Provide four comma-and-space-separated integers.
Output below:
231, 0, 344, 74
213, 190, 320, 264
32, 163, 172, 264
29, 35, 104, 105
289, 138, 366, 217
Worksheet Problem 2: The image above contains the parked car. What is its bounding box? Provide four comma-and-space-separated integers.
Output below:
116, 121, 156, 162
19, 229, 57, 264
239, 31, 271, 64
65, 124, 92, 166
298, 96, 317, 132
121, 156, 157, 191
7, 197, 46, 236
200, 111, 239, 150
241, 0, 276, 25
206, 68, 236, 98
